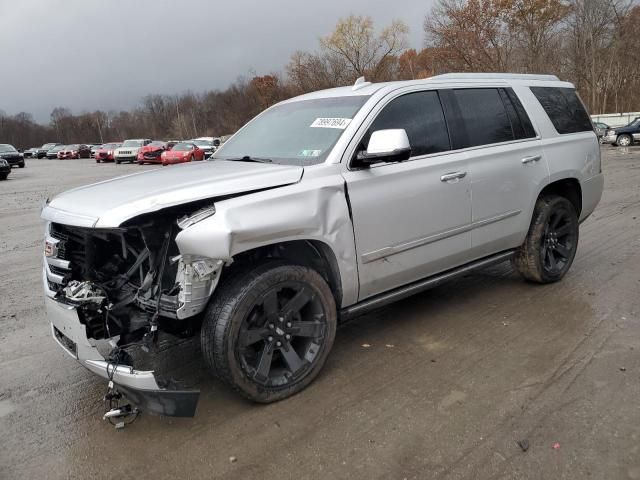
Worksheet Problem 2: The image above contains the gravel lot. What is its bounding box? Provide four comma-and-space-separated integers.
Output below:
1, 150, 639, 479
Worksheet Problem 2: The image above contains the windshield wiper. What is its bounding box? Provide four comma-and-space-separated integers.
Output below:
226, 155, 273, 163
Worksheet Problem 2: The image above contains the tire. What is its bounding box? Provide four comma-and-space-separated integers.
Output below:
96, 159, 100, 163
0, 173, 8, 180
18, 162, 24, 168
115, 159, 121, 164
513, 195, 579, 283
201, 261, 337, 403
616, 134, 632, 147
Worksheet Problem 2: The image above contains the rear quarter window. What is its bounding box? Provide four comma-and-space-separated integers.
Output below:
530, 87, 593, 134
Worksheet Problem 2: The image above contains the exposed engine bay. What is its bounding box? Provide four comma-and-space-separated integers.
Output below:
45, 206, 222, 350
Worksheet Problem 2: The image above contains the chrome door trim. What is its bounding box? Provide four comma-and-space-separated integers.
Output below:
361, 209, 521, 264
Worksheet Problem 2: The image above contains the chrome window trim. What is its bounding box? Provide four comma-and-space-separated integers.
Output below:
341, 85, 541, 171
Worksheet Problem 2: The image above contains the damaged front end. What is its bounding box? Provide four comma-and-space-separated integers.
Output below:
43, 207, 222, 418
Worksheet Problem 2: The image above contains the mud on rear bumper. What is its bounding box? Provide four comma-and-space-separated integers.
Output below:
45, 296, 199, 417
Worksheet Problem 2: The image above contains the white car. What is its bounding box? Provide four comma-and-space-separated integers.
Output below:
114, 139, 151, 164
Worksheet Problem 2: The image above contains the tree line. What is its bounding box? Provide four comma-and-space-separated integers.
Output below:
2, 0, 639, 150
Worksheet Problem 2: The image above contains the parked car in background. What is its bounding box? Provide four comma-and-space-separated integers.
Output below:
0, 158, 10, 179
137, 141, 169, 164
114, 139, 151, 164
602, 117, 640, 146
57, 144, 91, 159
0, 144, 25, 167
36, 143, 61, 158
191, 138, 216, 158
94, 142, 122, 163
90, 144, 103, 158
160, 141, 204, 165
23, 147, 39, 158
593, 122, 609, 139
46, 145, 66, 159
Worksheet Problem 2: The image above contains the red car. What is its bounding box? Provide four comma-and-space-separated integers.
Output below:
94, 142, 122, 163
160, 142, 205, 165
57, 144, 91, 159
137, 141, 171, 164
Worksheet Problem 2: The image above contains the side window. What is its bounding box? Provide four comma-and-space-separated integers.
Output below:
365, 91, 450, 158
448, 88, 515, 148
499, 88, 537, 140
530, 87, 593, 134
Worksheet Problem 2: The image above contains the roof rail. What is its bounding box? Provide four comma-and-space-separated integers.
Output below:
429, 73, 560, 82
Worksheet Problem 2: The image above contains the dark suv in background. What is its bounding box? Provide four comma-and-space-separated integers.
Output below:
0, 144, 25, 168
602, 117, 640, 146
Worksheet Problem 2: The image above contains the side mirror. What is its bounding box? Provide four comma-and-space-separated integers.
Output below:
355, 129, 411, 167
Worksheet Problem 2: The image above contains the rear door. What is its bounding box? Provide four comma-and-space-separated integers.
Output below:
342, 89, 473, 301
440, 87, 548, 258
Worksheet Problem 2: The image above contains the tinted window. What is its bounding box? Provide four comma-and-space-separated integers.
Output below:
365, 91, 450, 157
500, 88, 536, 139
448, 89, 514, 148
530, 87, 592, 134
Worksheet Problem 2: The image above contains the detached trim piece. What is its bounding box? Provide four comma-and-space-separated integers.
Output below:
343, 250, 515, 319
361, 210, 521, 264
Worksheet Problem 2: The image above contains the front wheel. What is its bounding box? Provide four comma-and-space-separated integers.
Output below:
513, 195, 579, 283
617, 134, 632, 147
201, 262, 337, 403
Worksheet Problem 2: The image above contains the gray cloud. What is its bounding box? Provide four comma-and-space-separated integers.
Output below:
0, 0, 431, 122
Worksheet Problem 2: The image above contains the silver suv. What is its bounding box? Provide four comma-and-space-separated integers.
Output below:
41, 73, 603, 417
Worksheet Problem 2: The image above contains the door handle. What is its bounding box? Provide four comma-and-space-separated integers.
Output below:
440, 171, 467, 182
521, 155, 542, 164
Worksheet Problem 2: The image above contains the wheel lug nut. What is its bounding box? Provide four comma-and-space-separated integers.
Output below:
268, 336, 273, 342
285, 334, 291, 340
269, 323, 274, 329
276, 341, 282, 347
286, 322, 292, 328
279, 317, 284, 323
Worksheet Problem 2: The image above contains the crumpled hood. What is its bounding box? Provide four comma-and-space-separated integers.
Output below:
42, 160, 304, 228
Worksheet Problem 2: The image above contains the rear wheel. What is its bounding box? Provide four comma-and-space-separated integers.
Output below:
513, 195, 579, 283
0, 173, 8, 180
201, 262, 337, 403
617, 134, 632, 147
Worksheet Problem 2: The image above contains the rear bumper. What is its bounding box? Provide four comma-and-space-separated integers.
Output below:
580, 173, 604, 223
44, 287, 199, 417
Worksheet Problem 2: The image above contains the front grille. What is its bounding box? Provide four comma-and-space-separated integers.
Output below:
118, 150, 132, 155
144, 151, 161, 159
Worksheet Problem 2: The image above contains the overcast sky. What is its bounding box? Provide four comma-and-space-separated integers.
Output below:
0, 0, 432, 123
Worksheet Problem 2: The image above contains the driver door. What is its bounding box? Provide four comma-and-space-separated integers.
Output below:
342, 89, 473, 301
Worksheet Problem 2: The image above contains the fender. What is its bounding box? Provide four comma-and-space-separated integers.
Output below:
175, 173, 360, 307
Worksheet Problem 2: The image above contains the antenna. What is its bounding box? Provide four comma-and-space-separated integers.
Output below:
352, 76, 371, 91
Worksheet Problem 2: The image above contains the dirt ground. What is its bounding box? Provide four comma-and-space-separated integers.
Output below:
1, 149, 639, 480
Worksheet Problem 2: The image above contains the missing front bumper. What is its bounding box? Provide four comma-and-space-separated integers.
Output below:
45, 296, 200, 417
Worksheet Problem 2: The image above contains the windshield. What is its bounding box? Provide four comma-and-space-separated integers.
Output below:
194, 140, 213, 147
0, 144, 17, 153
66, 145, 80, 150
122, 140, 144, 147
42, 143, 57, 149
102, 143, 121, 149
172, 143, 193, 152
50, 145, 64, 152
213, 95, 370, 166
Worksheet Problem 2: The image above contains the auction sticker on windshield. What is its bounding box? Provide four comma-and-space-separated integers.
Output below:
310, 118, 352, 129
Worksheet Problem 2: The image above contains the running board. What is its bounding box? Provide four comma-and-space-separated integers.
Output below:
341, 250, 515, 320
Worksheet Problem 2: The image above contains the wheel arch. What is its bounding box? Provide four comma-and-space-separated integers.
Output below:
227, 239, 344, 308
538, 177, 582, 217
